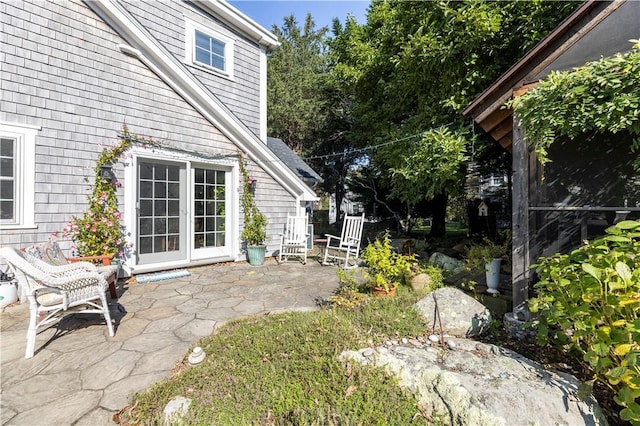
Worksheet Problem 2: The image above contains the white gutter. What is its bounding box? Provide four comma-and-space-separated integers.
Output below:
193, 0, 280, 50
85, 0, 316, 202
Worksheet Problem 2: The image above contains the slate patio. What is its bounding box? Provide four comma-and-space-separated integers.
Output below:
0, 258, 340, 425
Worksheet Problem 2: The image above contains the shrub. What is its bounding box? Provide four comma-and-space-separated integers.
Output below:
529, 220, 640, 424
361, 231, 415, 291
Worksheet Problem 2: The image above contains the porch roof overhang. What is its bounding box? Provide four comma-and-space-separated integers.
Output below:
461, 0, 616, 152
84, 0, 317, 202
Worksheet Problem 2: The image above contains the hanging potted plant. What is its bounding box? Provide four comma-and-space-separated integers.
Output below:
238, 153, 268, 265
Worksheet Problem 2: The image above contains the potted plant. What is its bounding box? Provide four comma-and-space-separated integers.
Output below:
361, 231, 414, 297
238, 154, 268, 265
466, 236, 509, 294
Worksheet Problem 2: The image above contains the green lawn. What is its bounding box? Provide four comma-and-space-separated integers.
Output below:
121, 286, 437, 425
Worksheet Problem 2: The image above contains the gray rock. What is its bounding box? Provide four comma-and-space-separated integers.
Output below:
341, 338, 607, 426
409, 273, 433, 293
163, 396, 192, 425
415, 287, 491, 337
428, 252, 465, 274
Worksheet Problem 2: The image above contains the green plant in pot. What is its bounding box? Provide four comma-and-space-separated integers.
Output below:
466, 236, 509, 294
361, 231, 415, 296
238, 153, 268, 265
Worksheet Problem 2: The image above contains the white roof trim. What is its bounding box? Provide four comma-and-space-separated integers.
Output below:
193, 0, 280, 50
86, 0, 316, 201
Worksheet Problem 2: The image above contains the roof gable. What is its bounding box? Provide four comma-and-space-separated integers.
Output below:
85, 0, 316, 201
463, 0, 637, 152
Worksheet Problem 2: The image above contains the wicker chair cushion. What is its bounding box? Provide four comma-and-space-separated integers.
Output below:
24, 242, 68, 266
36, 290, 64, 306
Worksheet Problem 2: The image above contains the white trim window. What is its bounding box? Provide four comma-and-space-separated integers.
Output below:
185, 18, 235, 79
0, 122, 38, 229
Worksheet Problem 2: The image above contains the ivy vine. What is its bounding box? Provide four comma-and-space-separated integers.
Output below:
508, 40, 640, 166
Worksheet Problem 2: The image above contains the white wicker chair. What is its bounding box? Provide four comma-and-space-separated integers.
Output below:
0, 247, 115, 359
278, 214, 309, 264
322, 213, 365, 269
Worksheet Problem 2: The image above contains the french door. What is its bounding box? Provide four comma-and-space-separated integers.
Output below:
137, 160, 187, 264
136, 158, 232, 266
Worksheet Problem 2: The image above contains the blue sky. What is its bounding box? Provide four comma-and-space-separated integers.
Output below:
229, 1, 370, 32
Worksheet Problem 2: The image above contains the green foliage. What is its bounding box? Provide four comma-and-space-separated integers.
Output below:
327, 0, 577, 231
466, 234, 510, 272
509, 40, 640, 166
238, 154, 267, 246
387, 127, 469, 204
59, 126, 132, 259
361, 230, 415, 291
268, 14, 329, 154
121, 300, 430, 424
529, 220, 640, 424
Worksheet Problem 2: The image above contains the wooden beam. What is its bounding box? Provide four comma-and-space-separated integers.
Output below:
498, 134, 512, 152
479, 108, 512, 134
490, 118, 513, 141
511, 117, 530, 311
513, 82, 538, 98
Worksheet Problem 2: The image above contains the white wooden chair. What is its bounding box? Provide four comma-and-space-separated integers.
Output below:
323, 213, 365, 269
278, 214, 309, 264
0, 247, 115, 359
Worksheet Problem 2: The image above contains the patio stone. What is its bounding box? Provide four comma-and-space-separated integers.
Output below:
100, 371, 169, 411
81, 350, 143, 390
0, 260, 341, 424
6, 390, 102, 426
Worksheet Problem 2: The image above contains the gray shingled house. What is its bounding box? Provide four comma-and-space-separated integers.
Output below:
0, 0, 318, 276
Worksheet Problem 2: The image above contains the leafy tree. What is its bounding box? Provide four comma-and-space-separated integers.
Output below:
331, 0, 578, 236
267, 14, 329, 154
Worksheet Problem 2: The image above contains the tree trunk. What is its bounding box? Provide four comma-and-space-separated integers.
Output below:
429, 192, 448, 237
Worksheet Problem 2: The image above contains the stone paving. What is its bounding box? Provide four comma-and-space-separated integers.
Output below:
0, 258, 340, 425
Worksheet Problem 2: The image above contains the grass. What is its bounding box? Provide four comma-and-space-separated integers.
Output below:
120, 286, 435, 425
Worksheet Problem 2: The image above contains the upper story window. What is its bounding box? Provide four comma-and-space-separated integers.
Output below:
0, 122, 38, 229
185, 19, 235, 79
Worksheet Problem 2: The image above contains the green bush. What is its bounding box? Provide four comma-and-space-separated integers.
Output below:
529, 220, 640, 424
361, 230, 415, 291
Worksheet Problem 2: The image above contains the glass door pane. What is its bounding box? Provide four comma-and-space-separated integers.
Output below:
137, 160, 186, 264
192, 166, 229, 258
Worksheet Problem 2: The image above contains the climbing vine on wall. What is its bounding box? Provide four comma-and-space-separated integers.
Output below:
59, 126, 133, 259
509, 40, 640, 166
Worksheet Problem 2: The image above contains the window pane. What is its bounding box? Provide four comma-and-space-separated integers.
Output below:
154, 236, 167, 252
168, 182, 180, 198
206, 233, 216, 247
139, 236, 153, 254
195, 48, 210, 65
139, 199, 153, 216
195, 200, 204, 216
212, 40, 224, 56
0, 200, 13, 220
195, 31, 209, 49
194, 234, 204, 249
216, 232, 225, 247
167, 235, 180, 251
154, 218, 166, 234
194, 217, 204, 232
139, 181, 153, 197
154, 199, 166, 216
212, 56, 225, 70
154, 182, 166, 198
195, 168, 204, 183
154, 164, 167, 180
195, 184, 204, 199
206, 217, 216, 231
206, 169, 216, 184
0, 138, 14, 156
167, 165, 180, 181
139, 163, 153, 179
168, 217, 180, 233
168, 200, 180, 216
216, 171, 225, 184
140, 218, 153, 235
0, 180, 13, 199
0, 158, 13, 177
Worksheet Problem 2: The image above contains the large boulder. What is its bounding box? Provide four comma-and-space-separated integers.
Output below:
428, 252, 465, 274
415, 287, 491, 337
341, 338, 607, 426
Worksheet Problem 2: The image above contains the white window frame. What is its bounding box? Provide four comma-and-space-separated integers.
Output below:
0, 122, 38, 230
185, 18, 235, 80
